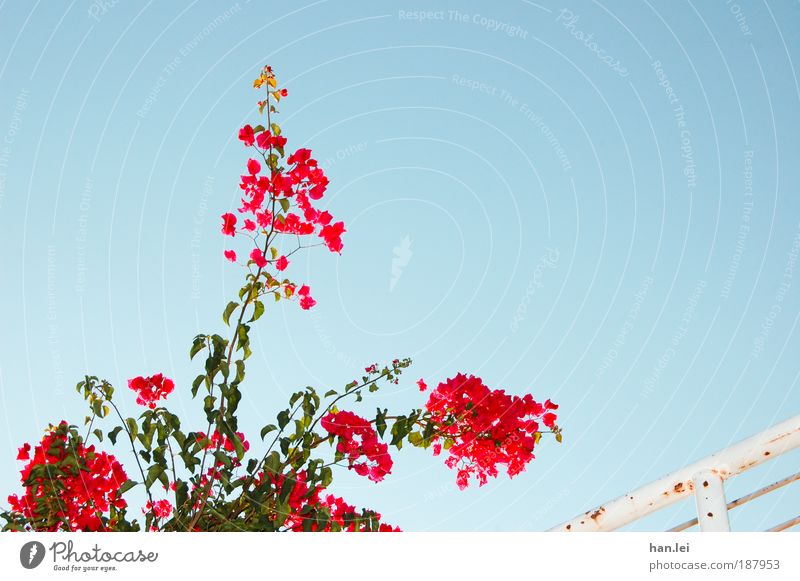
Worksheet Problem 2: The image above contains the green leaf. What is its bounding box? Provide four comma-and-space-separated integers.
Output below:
235, 360, 245, 383
232, 433, 246, 460
118, 480, 137, 494
125, 418, 138, 440
213, 451, 233, 468
250, 300, 265, 322
145, 465, 164, 489
260, 424, 278, 440
175, 480, 188, 510
108, 426, 123, 445
270, 123, 281, 136
92, 428, 104, 442
324, 389, 338, 398
555, 432, 563, 443
264, 451, 280, 475
279, 198, 290, 213
189, 336, 207, 360
375, 408, 387, 439
277, 410, 290, 429
191, 374, 205, 397
223, 301, 239, 326
321, 466, 333, 488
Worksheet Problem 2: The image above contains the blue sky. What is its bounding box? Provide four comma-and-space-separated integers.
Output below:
1, 0, 798, 531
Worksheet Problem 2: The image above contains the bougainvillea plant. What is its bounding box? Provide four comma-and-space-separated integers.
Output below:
2, 66, 562, 532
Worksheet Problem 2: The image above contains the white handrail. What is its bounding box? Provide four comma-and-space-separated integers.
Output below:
549, 414, 800, 532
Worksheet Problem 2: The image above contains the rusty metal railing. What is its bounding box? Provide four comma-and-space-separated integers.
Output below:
549, 414, 800, 532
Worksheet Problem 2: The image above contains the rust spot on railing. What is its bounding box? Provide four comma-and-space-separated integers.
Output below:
590, 507, 606, 521
739, 459, 758, 471
710, 468, 730, 479
674, 482, 684, 493
767, 428, 798, 444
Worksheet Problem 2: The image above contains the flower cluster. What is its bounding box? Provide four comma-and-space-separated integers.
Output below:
127, 374, 175, 409
7, 422, 128, 531
145, 499, 173, 520
424, 374, 558, 489
320, 411, 393, 482
220, 65, 345, 311
271, 470, 399, 532
196, 429, 251, 456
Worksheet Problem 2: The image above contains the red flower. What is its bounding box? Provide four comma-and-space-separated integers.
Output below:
128, 374, 175, 409
196, 430, 250, 461
288, 148, 312, 166
255, 131, 286, 150
145, 499, 173, 520
16, 443, 31, 461
250, 248, 268, 268
243, 219, 256, 231
238, 124, 255, 146
261, 470, 400, 532
247, 158, 261, 175
321, 411, 393, 482
417, 379, 427, 392
423, 374, 557, 489
224, 250, 237, 262
275, 255, 289, 271
8, 422, 129, 531
320, 221, 345, 253
221, 213, 237, 236
299, 295, 316, 310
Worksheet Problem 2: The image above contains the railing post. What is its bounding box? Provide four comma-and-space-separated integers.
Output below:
692, 470, 731, 532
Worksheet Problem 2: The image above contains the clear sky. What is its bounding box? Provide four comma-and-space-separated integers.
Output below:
0, 0, 798, 532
